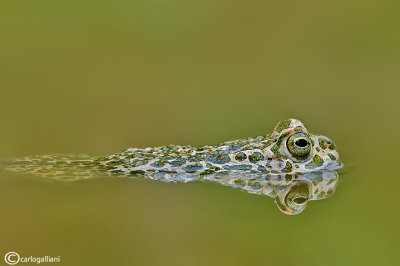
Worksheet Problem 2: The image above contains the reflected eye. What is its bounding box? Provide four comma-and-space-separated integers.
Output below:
287, 132, 312, 159
284, 181, 310, 212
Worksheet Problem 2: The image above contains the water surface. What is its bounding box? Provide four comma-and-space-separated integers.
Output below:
0, 0, 399, 265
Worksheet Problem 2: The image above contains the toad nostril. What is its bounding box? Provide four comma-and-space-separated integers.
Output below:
295, 139, 308, 147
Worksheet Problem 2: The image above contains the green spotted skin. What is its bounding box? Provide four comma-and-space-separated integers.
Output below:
6, 119, 342, 182
94, 118, 342, 180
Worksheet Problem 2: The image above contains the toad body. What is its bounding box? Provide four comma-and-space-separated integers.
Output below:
95, 118, 342, 181
6, 118, 343, 215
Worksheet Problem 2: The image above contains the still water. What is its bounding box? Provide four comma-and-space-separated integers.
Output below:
0, 120, 398, 266
1, 0, 399, 265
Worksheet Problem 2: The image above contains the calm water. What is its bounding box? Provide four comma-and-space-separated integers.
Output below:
1, 1, 399, 265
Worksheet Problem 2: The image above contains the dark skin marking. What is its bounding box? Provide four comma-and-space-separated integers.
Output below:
305, 155, 324, 169
275, 119, 292, 132
327, 153, 336, 160
281, 161, 293, 173
235, 152, 247, 161
318, 137, 336, 150
249, 152, 264, 163
152, 160, 166, 167
248, 180, 262, 190
234, 179, 246, 187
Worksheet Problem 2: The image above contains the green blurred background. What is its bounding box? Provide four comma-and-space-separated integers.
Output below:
0, 0, 399, 265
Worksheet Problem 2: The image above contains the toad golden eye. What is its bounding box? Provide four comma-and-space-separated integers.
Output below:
284, 181, 310, 213
286, 132, 312, 159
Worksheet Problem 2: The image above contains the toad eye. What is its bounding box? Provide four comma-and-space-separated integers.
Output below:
283, 181, 310, 213
286, 132, 312, 159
